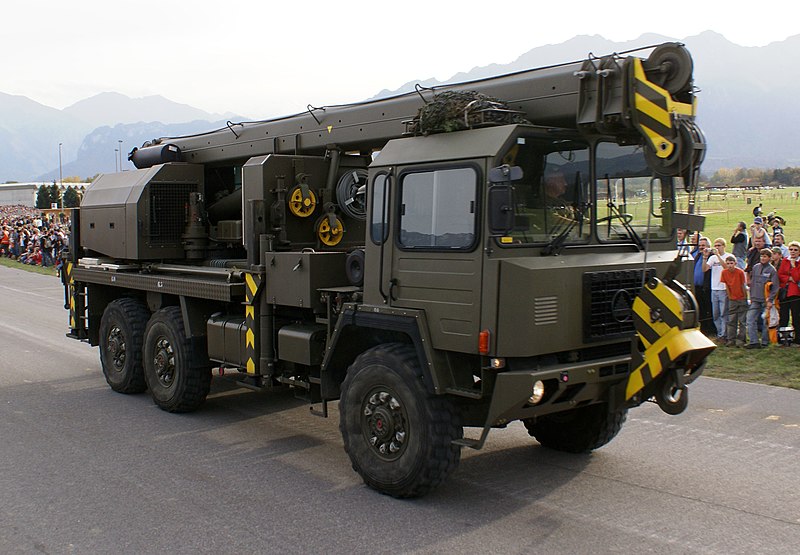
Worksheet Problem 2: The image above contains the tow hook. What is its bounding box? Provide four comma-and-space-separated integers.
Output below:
652, 368, 688, 415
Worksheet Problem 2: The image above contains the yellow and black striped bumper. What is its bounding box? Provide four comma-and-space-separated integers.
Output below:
625, 278, 715, 401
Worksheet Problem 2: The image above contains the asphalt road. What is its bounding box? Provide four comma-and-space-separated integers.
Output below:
1, 265, 799, 554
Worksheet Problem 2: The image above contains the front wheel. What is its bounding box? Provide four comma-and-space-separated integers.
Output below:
523, 403, 627, 453
339, 343, 462, 498
143, 307, 211, 413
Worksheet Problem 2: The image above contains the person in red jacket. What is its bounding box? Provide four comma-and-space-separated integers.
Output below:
778, 241, 800, 346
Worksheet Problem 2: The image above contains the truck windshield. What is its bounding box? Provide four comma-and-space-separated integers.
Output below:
495, 137, 590, 246
595, 142, 675, 242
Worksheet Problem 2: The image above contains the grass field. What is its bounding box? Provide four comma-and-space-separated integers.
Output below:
678, 187, 800, 244
0, 256, 59, 276
702, 342, 800, 390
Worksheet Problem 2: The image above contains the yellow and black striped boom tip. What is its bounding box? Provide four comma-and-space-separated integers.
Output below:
625, 278, 715, 401
631, 58, 695, 160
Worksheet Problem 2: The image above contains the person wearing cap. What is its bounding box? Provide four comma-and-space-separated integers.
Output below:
749, 216, 772, 248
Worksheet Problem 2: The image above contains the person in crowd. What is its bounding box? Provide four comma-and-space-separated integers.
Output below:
771, 247, 784, 269
677, 228, 691, 256
752, 202, 763, 218
747, 248, 779, 349
773, 232, 789, 257
693, 236, 716, 336
767, 213, 785, 239
745, 235, 767, 278
0, 225, 8, 256
777, 241, 800, 347
720, 254, 747, 347
749, 216, 772, 248
730, 221, 748, 269
704, 237, 729, 342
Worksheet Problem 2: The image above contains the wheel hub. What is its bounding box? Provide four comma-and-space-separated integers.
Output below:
107, 326, 126, 370
362, 389, 407, 460
153, 337, 175, 387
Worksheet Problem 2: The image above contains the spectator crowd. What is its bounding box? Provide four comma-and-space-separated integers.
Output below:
680, 205, 800, 348
0, 205, 70, 272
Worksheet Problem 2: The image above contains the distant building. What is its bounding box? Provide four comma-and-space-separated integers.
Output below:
0, 182, 89, 207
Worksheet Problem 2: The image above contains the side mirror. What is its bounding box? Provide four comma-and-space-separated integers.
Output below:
488, 164, 523, 184
488, 185, 515, 235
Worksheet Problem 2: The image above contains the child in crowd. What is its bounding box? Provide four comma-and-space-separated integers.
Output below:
720, 254, 747, 346
747, 248, 779, 349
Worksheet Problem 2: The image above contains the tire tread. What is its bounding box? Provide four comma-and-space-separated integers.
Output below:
339, 343, 461, 498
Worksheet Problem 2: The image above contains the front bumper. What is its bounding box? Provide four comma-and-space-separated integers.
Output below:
453, 353, 631, 449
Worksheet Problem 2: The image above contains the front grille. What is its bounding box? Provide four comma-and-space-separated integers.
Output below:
147, 182, 197, 247
583, 268, 655, 342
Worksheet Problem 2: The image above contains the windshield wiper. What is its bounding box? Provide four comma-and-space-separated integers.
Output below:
605, 199, 644, 250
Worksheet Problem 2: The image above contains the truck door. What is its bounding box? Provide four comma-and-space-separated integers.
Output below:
388, 163, 484, 354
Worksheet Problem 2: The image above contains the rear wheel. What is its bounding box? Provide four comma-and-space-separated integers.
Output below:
523, 403, 627, 453
339, 343, 462, 498
98, 298, 149, 393
143, 307, 211, 413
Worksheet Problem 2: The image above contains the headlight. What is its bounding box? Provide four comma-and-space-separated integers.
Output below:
528, 380, 545, 404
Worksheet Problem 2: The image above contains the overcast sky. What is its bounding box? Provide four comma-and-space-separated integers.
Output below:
3, 0, 796, 119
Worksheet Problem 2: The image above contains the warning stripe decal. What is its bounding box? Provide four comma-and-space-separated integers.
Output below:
243, 272, 263, 375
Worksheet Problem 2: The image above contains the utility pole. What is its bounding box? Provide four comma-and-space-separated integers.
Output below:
115, 149, 119, 172
118, 139, 123, 171
58, 142, 63, 209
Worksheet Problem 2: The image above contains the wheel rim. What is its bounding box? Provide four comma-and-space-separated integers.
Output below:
361, 387, 408, 461
153, 336, 176, 388
107, 326, 126, 371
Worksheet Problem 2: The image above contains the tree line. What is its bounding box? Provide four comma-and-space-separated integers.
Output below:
36, 183, 82, 209
706, 167, 800, 187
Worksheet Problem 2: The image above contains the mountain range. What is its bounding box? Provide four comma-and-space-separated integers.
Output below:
2, 31, 798, 182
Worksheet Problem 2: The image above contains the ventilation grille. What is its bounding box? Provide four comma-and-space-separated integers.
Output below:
534, 296, 558, 326
583, 268, 656, 342
148, 182, 197, 247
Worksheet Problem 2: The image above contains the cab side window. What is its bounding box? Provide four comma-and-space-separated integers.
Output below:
370, 173, 389, 244
398, 167, 478, 249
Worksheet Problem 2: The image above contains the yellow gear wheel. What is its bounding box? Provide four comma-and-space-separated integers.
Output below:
288, 186, 317, 218
317, 217, 345, 246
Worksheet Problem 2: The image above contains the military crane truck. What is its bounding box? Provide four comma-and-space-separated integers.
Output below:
63, 42, 715, 498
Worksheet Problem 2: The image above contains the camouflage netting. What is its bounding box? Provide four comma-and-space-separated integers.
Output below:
412, 90, 529, 135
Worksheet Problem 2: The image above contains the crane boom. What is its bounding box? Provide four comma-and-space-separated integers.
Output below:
131, 42, 702, 178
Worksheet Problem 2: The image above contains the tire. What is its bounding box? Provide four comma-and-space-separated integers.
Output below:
143, 307, 211, 413
339, 343, 462, 498
523, 403, 627, 453
98, 298, 149, 394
